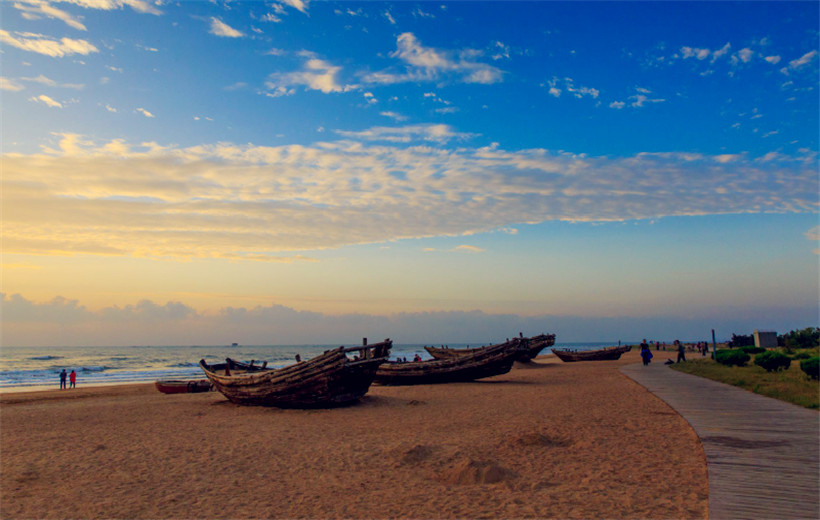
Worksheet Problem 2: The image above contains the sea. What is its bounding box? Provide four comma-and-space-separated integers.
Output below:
0, 341, 618, 393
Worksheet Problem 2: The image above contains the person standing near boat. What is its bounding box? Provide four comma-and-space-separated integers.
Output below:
59, 369, 67, 389
69, 370, 77, 389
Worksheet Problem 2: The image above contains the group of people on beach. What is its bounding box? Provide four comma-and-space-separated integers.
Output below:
59, 369, 77, 389
639, 339, 692, 366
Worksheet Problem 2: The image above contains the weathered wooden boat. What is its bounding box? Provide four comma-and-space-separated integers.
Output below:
155, 379, 212, 394
375, 338, 525, 386
199, 338, 392, 408
516, 333, 557, 361
552, 345, 632, 362
425, 333, 556, 362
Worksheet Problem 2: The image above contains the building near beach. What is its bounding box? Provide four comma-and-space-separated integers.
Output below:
753, 330, 778, 349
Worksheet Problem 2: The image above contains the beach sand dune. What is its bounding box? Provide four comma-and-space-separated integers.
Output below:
1, 350, 707, 519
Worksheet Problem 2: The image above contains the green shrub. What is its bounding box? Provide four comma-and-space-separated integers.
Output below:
728, 334, 754, 348
754, 351, 791, 372
779, 327, 820, 350
715, 349, 750, 367
800, 357, 820, 380
740, 346, 766, 354
792, 352, 812, 360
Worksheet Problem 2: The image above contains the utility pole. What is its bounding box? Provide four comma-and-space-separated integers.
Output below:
711, 329, 717, 359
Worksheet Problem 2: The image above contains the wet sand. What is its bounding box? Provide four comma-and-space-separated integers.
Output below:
0, 349, 707, 519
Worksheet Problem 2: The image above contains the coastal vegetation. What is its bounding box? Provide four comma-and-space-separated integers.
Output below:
671, 327, 820, 409
714, 349, 750, 367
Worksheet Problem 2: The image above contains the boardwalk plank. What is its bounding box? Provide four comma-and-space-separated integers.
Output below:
621, 362, 819, 520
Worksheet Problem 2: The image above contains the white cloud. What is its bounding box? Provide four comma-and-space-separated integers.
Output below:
334, 123, 476, 143
266, 58, 354, 95
0, 30, 99, 57
363, 32, 504, 86
714, 154, 740, 164
764, 55, 781, 65
209, 17, 244, 38
789, 50, 817, 70
380, 111, 408, 122
384, 10, 396, 24
1, 77, 25, 91
712, 42, 731, 62
12, 0, 88, 30
679, 43, 731, 63
68, 0, 162, 15
279, 0, 309, 14
736, 48, 754, 63
19, 74, 84, 89
492, 41, 511, 61
610, 87, 664, 109
681, 46, 711, 60
29, 94, 63, 108
413, 7, 435, 19
545, 77, 598, 100
452, 245, 486, 253
630, 94, 665, 108
11, 0, 161, 31
2, 134, 815, 261
136, 107, 154, 118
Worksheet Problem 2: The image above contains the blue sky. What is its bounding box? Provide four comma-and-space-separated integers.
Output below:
1, 1, 818, 346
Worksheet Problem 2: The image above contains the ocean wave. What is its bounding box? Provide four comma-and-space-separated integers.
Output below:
28, 355, 63, 361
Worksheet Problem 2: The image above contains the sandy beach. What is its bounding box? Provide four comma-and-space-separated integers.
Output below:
1, 349, 708, 519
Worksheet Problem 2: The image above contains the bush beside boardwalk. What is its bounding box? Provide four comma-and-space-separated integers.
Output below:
671, 346, 820, 409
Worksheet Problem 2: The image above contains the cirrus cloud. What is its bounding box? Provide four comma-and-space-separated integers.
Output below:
2, 131, 816, 260
209, 17, 244, 38
362, 32, 504, 86
0, 30, 99, 57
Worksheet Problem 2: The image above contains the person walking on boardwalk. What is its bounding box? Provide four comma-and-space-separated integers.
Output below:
59, 369, 67, 389
675, 340, 686, 363
640, 343, 653, 366
69, 369, 76, 389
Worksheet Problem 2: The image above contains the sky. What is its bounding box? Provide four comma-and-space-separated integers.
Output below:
1, 0, 818, 347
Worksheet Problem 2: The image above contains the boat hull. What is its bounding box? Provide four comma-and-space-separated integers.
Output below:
376, 339, 522, 386
425, 334, 556, 362
155, 380, 212, 394
516, 334, 557, 361
552, 345, 632, 362
200, 340, 391, 408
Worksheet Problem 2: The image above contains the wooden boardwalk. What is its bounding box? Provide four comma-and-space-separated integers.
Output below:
621, 362, 819, 520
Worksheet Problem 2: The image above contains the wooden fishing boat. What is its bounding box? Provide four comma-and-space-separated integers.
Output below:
552, 345, 632, 362
375, 338, 525, 386
155, 379, 212, 394
425, 333, 556, 362
199, 338, 391, 408
516, 333, 557, 361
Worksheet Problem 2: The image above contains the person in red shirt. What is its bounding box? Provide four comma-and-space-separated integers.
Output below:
69, 370, 77, 389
